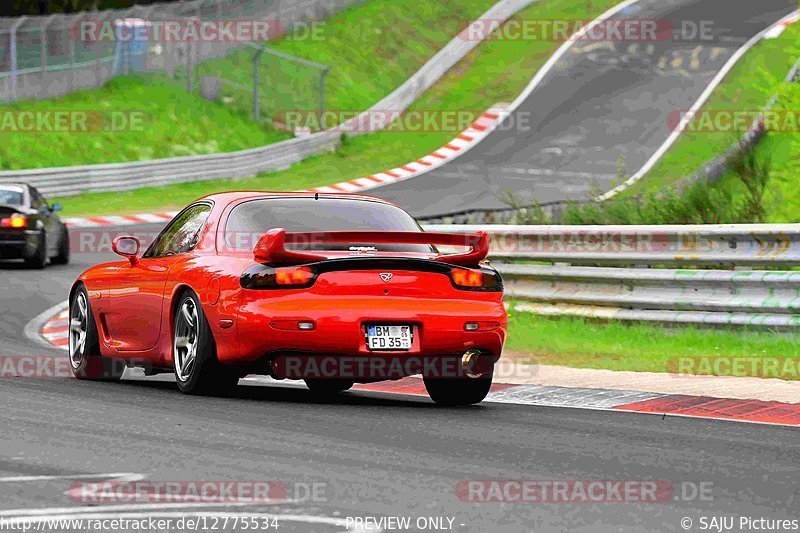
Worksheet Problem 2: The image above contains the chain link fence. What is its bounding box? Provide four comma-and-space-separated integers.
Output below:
190, 42, 331, 131
0, 0, 355, 119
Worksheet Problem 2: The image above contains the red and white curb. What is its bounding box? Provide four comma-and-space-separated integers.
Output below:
28, 306, 800, 428
765, 11, 800, 39
64, 211, 179, 229
309, 106, 508, 195
355, 378, 800, 427
60, 106, 508, 230
41, 306, 69, 350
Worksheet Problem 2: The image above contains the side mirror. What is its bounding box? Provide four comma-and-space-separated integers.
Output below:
112, 236, 141, 266
51, 203, 63, 212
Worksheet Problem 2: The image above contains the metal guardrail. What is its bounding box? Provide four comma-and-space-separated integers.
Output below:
422, 224, 800, 328
0, 0, 535, 198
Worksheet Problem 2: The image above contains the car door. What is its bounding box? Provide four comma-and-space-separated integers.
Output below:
106, 203, 212, 353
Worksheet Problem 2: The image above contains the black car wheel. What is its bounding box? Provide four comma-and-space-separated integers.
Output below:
51, 226, 70, 265
24, 233, 47, 269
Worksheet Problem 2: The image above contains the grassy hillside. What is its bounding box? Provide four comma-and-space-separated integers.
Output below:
55, 0, 623, 216
0, 76, 291, 170
626, 23, 799, 195
0, 0, 499, 170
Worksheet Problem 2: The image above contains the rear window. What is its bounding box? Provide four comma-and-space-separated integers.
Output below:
0, 186, 24, 206
225, 198, 431, 253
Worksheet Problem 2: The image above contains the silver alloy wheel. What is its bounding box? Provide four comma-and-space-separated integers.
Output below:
69, 292, 88, 368
174, 297, 199, 382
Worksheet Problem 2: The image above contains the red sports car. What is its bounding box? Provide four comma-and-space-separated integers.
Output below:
68, 192, 507, 405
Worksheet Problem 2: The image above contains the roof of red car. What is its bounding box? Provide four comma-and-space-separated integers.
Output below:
196, 191, 397, 207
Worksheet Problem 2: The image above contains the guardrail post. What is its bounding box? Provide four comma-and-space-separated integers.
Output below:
320, 66, 331, 116
40, 16, 51, 76
252, 47, 265, 121
10, 16, 27, 102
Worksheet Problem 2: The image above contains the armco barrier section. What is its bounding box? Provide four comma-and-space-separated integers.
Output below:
422, 224, 800, 327
0, 0, 535, 198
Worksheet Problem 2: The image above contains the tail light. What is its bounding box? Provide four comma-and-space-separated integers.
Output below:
450, 267, 503, 292
242, 265, 318, 290
275, 266, 315, 286
0, 214, 27, 229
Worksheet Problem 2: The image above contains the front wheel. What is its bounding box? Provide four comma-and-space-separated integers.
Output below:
69, 286, 124, 381
173, 291, 239, 395
424, 368, 493, 406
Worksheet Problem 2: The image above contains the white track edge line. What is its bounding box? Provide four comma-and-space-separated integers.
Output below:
598, 8, 800, 201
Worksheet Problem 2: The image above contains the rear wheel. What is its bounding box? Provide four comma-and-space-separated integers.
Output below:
51, 226, 70, 265
25, 233, 46, 269
423, 362, 494, 406
173, 291, 239, 395
304, 379, 354, 395
69, 287, 124, 381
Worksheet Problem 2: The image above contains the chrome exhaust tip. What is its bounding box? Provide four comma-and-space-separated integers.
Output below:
462, 348, 491, 379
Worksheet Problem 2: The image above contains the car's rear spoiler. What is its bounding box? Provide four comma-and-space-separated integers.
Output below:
253, 228, 490, 268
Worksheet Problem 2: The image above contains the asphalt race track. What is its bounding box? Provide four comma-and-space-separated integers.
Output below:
0, 222, 798, 531
372, 0, 797, 219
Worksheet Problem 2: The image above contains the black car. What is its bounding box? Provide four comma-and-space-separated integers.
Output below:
0, 183, 69, 268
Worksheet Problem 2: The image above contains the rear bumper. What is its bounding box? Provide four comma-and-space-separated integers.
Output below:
231, 295, 507, 370
0, 230, 39, 259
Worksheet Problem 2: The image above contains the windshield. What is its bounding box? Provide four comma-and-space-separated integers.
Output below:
225, 197, 432, 253
0, 186, 24, 206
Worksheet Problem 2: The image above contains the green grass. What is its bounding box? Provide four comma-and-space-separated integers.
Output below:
196, 0, 502, 119
505, 305, 800, 379
628, 23, 800, 195
0, 76, 290, 170
54, 0, 622, 217
0, 0, 500, 172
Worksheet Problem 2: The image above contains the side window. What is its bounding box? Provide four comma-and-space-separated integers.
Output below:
145, 204, 212, 258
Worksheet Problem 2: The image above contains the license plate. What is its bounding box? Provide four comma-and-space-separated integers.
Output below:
366, 325, 412, 351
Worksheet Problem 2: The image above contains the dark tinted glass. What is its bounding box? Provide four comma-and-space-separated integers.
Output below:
0, 187, 24, 206
225, 198, 431, 253
146, 204, 212, 258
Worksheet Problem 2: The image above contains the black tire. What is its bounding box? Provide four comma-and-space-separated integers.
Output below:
423, 369, 493, 406
69, 285, 124, 381
25, 232, 47, 269
304, 378, 354, 395
51, 226, 70, 265
173, 290, 239, 395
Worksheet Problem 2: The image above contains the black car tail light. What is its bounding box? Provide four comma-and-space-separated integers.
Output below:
0, 214, 27, 229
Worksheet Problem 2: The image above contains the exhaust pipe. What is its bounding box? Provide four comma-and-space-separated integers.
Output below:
462, 348, 492, 379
